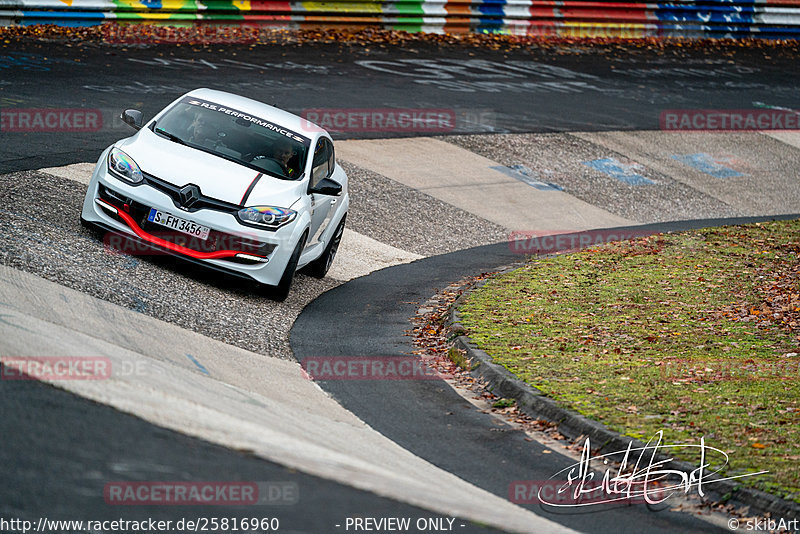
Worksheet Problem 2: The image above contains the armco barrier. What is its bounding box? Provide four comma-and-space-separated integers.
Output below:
1, 0, 799, 39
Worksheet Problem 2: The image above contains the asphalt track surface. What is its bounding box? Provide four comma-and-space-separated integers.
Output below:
2, 39, 799, 173
2, 39, 800, 534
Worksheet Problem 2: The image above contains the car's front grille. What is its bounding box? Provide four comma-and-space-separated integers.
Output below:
98, 185, 275, 257
141, 172, 241, 214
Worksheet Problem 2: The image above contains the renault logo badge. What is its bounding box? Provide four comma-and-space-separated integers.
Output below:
178, 184, 201, 209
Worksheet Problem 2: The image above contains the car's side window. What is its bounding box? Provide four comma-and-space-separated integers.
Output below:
311, 139, 329, 189
325, 139, 335, 178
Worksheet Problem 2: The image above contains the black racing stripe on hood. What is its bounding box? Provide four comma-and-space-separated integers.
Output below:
240, 173, 263, 206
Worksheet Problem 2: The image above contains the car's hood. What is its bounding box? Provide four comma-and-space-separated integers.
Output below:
117, 128, 304, 208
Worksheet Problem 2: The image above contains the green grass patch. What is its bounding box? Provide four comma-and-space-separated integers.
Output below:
493, 398, 516, 409
459, 220, 800, 501
447, 346, 472, 371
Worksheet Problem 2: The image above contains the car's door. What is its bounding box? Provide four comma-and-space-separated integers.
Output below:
306, 137, 337, 247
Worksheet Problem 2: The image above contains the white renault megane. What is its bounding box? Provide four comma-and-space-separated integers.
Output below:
81, 88, 348, 300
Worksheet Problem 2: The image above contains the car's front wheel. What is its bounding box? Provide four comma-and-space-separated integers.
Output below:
268, 231, 307, 302
307, 214, 346, 279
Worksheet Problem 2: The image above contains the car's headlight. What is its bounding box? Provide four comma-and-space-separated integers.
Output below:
107, 147, 143, 184
237, 206, 297, 230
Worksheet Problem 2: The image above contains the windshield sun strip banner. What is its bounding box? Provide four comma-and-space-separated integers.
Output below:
182, 96, 311, 146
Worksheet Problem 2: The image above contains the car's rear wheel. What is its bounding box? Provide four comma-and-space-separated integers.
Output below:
307, 214, 346, 279
268, 231, 307, 302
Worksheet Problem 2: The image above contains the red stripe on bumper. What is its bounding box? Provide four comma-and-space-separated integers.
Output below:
111, 205, 264, 261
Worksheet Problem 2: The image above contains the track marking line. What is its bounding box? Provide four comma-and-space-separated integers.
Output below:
185, 353, 210, 376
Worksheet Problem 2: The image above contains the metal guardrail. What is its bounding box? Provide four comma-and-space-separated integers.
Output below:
1, 0, 799, 39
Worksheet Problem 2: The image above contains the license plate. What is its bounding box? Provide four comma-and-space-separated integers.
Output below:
147, 208, 210, 241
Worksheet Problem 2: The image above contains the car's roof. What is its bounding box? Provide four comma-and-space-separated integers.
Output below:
184, 88, 323, 141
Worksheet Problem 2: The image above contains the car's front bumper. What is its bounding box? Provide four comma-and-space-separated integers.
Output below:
80, 158, 303, 286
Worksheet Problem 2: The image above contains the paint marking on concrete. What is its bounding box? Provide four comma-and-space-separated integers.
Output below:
573, 130, 800, 216
583, 158, 655, 186
490, 165, 563, 191
671, 153, 744, 179
185, 353, 210, 375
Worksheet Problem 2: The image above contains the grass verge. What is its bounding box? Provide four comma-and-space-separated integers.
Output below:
458, 220, 800, 501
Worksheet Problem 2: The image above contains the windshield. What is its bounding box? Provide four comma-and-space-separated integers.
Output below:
153, 97, 310, 180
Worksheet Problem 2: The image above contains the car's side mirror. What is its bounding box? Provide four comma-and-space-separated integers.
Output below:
309, 178, 342, 196
121, 109, 144, 130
